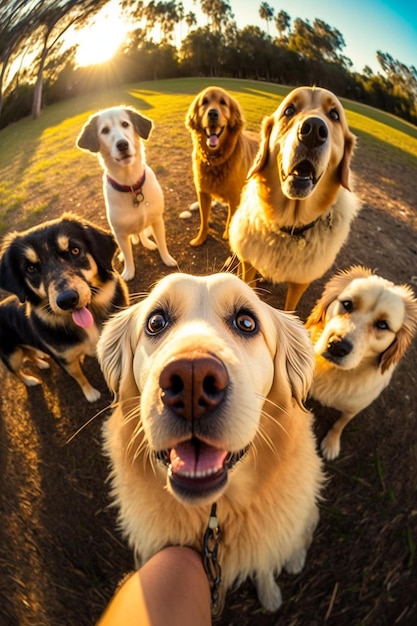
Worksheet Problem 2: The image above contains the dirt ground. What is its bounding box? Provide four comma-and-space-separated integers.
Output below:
0, 120, 416, 626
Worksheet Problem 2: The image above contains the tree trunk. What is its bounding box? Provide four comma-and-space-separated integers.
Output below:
32, 45, 48, 120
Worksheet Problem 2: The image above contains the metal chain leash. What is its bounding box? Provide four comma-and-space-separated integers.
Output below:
203, 502, 222, 615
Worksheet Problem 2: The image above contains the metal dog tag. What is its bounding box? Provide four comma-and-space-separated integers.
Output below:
133, 191, 144, 206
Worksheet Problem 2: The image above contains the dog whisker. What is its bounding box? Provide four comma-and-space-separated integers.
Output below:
66, 404, 111, 444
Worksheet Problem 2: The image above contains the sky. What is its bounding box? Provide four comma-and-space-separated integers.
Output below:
73, 0, 417, 74
181, 0, 417, 74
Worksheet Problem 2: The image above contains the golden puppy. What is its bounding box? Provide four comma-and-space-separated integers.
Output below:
97, 272, 323, 615
306, 266, 417, 460
185, 86, 259, 246
229, 86, 361, 310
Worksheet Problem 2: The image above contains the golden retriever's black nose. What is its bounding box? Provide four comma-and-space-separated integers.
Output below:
208, 108, 219, 123
327, 337, 352, 358
159, 351, 229, 419
298, 117, 328, 148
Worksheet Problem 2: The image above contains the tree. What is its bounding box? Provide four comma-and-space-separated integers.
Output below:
0, 0, 49, 117
258, 2, 273, 35
275, 9, 290, 40
199, 0, 234, 34
30, 0, 109, 120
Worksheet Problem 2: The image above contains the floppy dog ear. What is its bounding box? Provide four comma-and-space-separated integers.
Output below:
184, 94, 199, 131
127, 109, 153, 140
81, 223, 118, 272
305, 266, 372, 327
0, 233, 28, 302
228, 96, 244, 131
340, 131, 356, 191
266, 306, 315, 409
76, 114, 100, 153
246, 114, 274, 177
97, 304, 142, 397
379, 285, 417, 373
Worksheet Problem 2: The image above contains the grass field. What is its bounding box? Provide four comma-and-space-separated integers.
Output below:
1, 77, 416, 235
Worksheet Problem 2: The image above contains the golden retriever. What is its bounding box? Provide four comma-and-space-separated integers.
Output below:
97, 272, 323, 615
185, 86, 259, 246
77, 106, 177, 281
229, 86, 361, 310
306, 266, 417, 460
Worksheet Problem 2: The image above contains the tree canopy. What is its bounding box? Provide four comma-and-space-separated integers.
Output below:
0, 0, 416, 127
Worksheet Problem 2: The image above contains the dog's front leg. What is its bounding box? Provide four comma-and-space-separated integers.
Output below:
190, 191, 212, 246
150, 218, 177, 267
62, 358, 101, 402
115, 234, 135, 281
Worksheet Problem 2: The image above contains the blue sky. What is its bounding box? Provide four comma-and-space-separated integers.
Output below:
185, 0, 417, 73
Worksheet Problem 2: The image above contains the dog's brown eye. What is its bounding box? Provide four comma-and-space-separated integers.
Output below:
284, 104, 296, 117
341, 300, 353, 312
375, 320, 389, 331
233, 312, 257, 334
146, 313, 168, 335
329, 108, 340, 121
26, 263, 37, 274
121, 121, 129, 128
101, 126, 110, 135
70, 246, 81, 256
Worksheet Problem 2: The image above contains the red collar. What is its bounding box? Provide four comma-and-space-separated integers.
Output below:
106, 170, 146, 193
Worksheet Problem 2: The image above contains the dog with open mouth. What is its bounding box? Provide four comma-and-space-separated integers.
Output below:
77, 106, 177, 281
185, 86, 259, 246
97, 271, 324, 615
0, 213, 128, 402
229, 86, 361, 310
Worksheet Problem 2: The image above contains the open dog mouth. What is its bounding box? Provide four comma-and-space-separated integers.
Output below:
205, 127, 224, 149
285, 159, 319, 186
155, 438, 249, 498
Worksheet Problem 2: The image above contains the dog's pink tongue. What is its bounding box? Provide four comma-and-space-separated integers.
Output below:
207, 133, 218, 148
71, 307, 94, 328
170, 441, 227, 476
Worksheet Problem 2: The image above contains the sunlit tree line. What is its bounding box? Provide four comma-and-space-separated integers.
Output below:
1, 0, 416, 129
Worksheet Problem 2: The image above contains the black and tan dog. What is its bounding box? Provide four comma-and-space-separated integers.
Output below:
0, 213, 128, 401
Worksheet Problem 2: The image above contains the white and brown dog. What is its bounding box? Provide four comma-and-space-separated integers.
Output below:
77, 106, 177, 281
306, 266, 417, 460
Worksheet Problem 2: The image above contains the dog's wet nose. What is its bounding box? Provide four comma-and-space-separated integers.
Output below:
327, 337, 352, 358
159, 351, 229, 419
208, 108, 219, 124
56, 289, 79, 311
298, 117, 328, 148
116, 139, 129, 152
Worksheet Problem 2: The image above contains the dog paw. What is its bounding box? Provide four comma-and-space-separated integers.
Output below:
284, 548, 307, 574
121, 267, 135, 281
255, 572, 282, 612
21, 374, 43, 387
162, 255, 178, 267
190, 235, 206, 247
321, 432, 341, 461
84, 386, 101, 402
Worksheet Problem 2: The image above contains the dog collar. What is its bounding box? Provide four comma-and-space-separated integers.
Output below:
279, 216, 321, 237
106, 171, 146, 206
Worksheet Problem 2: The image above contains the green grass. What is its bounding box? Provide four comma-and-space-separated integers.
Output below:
0, 77, 416, 236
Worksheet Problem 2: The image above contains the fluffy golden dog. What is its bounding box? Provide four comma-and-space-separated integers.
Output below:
77, 106, 177, 281
185, 86, 259, 246
306, 266, 417, 460
97, 272, 323, 615
229, 86, 361, 310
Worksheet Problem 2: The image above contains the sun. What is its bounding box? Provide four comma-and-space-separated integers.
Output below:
75, 1, 127, 67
